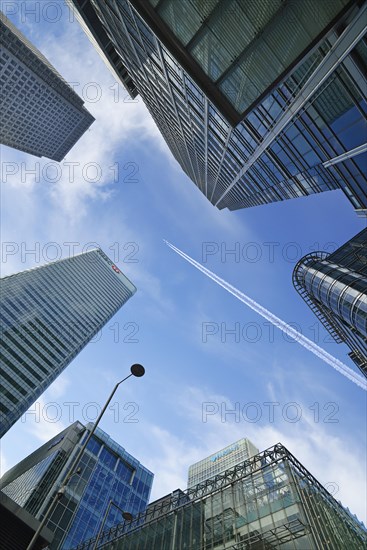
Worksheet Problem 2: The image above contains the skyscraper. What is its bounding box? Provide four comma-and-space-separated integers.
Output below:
70, 0, 366, 215
0, 421, 154, 549
187, 437, 259, 488
293, 227, 367, 378
0, 248, 136, 437
0, 11, 94, 161
73, 442, 367, 549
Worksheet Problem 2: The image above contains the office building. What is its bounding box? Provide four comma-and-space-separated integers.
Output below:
293, 227, 367, 378
0, 248, 136, 437
0, 11, 94, 161
70, 0, 366, 215
188, 437, 259, 488
144, 489, 189, 523
73, 442, 367, 549
0, 421, 154, 549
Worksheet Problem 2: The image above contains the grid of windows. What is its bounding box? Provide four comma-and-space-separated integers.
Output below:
1, 452, 57, 507
0, 12, 94, 161
293, 228, 367, 378
72, 0, 366, 215
0, 249, 136, 437
147, 0, 351, 116
75, 444, 367, 550
299, 260, 366, 332
60, 436, 152, 549
188, 438, 259, 488
0, 423, 153, 549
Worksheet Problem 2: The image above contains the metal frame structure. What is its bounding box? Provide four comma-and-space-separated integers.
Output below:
216, 2, 367, 204
293, 251, 345, 343
293, 228, 367, 377
68, 0, 367, 215
128, 0, 359, 127
74, 443, 367, 549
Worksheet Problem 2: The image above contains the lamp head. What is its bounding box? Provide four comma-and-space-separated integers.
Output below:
57, 487, 66, 500
122, 512, 133, 521
130, 364, 145, 377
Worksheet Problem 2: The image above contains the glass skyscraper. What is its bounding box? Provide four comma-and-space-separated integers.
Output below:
0, 421, 154, 549
69, 0, 366, 215
188, 437, 259, 488
73, 442, 367, 549
0, 249, 136, 438
0, 11, 94, 161
293, 227, 367, 378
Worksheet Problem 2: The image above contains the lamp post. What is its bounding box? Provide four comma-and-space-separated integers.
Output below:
26, 364, 145, 550
93, 500, 133, 549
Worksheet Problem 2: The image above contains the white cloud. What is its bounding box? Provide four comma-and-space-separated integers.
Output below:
0, 451, 9, 478
21, 396, 66, 443
1, 13, 168, 222
45, 375, 70, 400
136, 385, 367, 525
2, 6, 365, 535
142, 426, 200, 499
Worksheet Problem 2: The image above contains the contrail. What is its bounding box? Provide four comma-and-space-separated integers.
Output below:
165, 240, 367, 391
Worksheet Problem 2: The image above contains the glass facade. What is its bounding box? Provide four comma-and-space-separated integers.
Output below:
188, 437, 259, 488
0, 12, 94, 161
0, 248, 136, 437
0, 422, 153, 549
293, 228, 367, 377
73, 443, 367, 549
70, 0, 366, 215
143, 0, 351, 118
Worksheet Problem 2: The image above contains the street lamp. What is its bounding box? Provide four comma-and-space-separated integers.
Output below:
93, 500, 133, 549
56, 468, 82, 499
26, 364, 145, 550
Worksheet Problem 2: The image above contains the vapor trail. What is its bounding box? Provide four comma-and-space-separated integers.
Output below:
165, 240, 367, 391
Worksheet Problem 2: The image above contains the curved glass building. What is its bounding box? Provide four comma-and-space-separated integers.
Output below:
293, 228, 367, 378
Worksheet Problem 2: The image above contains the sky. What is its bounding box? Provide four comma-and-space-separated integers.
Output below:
1, 0, 367, 526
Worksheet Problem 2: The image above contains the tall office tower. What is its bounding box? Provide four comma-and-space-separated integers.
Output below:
0, 421, 154, 549
293, 227, 367, 378
69, 0, 367, 215
0, 249, 136, 438
0, 11, 94, 161
74, 443, 367, 550
187, 437, 259, 488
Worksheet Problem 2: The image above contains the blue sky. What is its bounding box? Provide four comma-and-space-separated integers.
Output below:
1, 1, 366, 524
